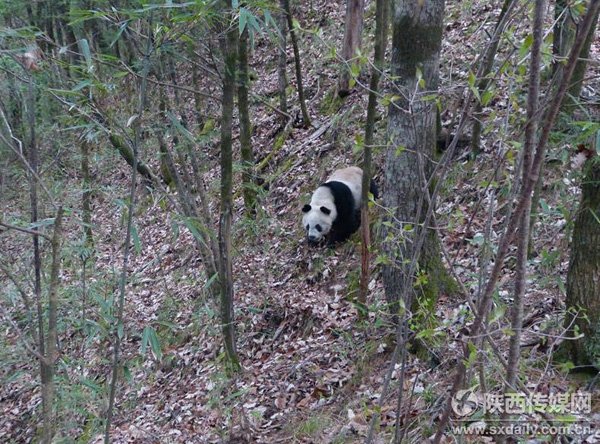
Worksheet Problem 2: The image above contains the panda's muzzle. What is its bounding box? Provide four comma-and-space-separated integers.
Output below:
308, 234, 319, 243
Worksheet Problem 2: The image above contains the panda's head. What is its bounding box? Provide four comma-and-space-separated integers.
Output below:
301, 186, 337, 243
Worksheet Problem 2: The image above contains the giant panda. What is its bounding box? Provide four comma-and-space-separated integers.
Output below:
301, 166, 378, 245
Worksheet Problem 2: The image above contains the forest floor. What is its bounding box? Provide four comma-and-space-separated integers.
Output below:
1, 0, 600, 443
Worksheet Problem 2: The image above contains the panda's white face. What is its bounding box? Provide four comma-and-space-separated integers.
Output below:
302, 186, 337, 243
302, 204, 334, 243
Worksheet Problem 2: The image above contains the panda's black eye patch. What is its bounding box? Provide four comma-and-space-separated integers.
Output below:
302, 204, 311, 213
316, 224, 322, 232
306, 224, 309, 231
320, 206, 331, 215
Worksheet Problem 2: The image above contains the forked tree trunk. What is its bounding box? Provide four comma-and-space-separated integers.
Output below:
382, 0, 456, 317
338, 0, 365, 97
562, 159, 600, 365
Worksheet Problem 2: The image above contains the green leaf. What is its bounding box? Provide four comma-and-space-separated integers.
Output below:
489, 305, 505, 323
519, 34, 533, 59
78, 38, 93, 73
110, 21, 129, 48
131, 224, 142, 255
467, 71, 476, 88
481, 89, 494, 106
239, 7, 248, 34
148, 327, 163, 361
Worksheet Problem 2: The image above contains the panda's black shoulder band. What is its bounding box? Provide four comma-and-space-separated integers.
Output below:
320, 181, 358, 243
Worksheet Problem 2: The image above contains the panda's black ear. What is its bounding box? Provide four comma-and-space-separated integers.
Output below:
302, 204, 311, 213
320, 206, 331, 215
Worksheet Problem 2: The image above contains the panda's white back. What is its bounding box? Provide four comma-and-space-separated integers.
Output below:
326, 166, 363, 206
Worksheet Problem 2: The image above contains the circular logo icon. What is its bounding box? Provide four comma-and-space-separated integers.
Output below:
452, 389, 480, 417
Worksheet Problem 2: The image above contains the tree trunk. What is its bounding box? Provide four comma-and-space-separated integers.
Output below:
503, 3, 544, 433
81, 138, 94, 247
552, 0, 576, 78
42, 206, 64, 444
564, 7, 600, 112
277, 9, 289, 118
338, 0, 365, 97
280, 0, 311, 127
470, 0, 516, 156
238, 27, 257, 215
360, 0, 389, 312
529, 5, 600, 253
382, 0, 456, 317
218, 1, 240, 371
562, 159, 600, 365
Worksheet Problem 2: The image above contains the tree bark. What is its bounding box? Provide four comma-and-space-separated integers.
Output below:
529, 4, 599, 253
238, 27, 257, 215
338, 0, 365, 96
470, 0, 516, 155
382, 0, 456, 317
277, 9, 289, 118
562, 159, 600, 365
564, 7, 600, 112
359, 0, 389, 311
218, 1, 240, 371
280, 0, 311, 127
42, 206, 64, 444
81, 138, 93, 247
503, 2, 544, 432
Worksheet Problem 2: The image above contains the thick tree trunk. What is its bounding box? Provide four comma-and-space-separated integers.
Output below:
238, 28, 257, 215
563, 159, 600, 365
338, 0, 365, 96
382, 0, 456, 316
218, 2, 240, 371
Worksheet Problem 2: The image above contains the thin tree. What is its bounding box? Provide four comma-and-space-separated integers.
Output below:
470, 0, 517, 155
238, 26, 258, 215
338, 0, 365, 97
277, 8, 288, 118
503, 1, 544, 432
280, 0, 311, 127
359, 0, 389, 310
103, 22, 151, 444
218, 0, 241, 371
